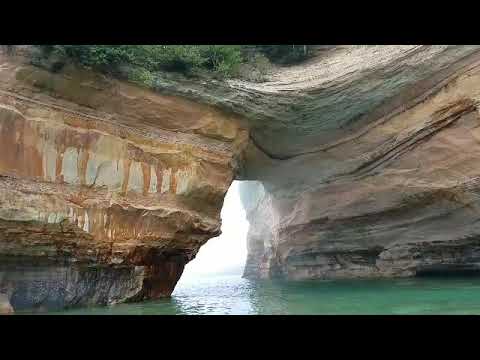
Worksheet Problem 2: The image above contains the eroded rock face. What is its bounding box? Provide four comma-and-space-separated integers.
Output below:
0, 292, 13, 314
240, 46, 480, 280
0, 49, 248, 311
3, 45, 480, 311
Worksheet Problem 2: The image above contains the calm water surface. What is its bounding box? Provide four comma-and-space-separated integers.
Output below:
40, 274, 480, 315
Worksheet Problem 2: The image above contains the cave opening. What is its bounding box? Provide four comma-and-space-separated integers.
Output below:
176, 180, 249, 284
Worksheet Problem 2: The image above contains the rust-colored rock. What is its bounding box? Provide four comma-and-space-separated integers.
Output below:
5, 45, 480, 311
0, 48, 248, 311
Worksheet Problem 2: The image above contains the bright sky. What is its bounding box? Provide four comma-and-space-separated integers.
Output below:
180, 181, 249, 278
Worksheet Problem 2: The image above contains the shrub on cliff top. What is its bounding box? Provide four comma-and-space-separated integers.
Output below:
35, 45, 244, 78
33, 45, 313, 86
252, 45, 311, 64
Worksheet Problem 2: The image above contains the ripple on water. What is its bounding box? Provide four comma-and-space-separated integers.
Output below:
25, 274, 480, 315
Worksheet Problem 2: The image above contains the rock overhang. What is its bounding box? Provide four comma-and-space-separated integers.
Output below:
3, 45, 480, 311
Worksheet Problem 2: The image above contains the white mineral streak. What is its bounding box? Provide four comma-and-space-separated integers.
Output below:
128, 161, 144, 193
161, 168, 171, 193
48, 213, 57, 224
149, 165, 157, 193
86, 152, 99, 185
62, 147, 79, 184
88, 136, 128, 189
83, 210, 89, 233
43, 142, 57, 182
91, 158, 124, 189
77, 212, 84, 231
175, 168, 191, 195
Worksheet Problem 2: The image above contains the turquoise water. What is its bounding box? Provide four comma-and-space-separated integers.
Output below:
40, 274, 480, 315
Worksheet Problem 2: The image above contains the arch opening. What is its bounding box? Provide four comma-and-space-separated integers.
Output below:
177, 180, 249, 284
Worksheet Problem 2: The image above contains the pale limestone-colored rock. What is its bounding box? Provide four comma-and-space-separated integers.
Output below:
149, 165, 157, 193
161, 169, 171, 193
0, 294, 13, 315
62, 147, 79, 184
4, 45, 480, 311
127, 161, 144, 193
240, 47, 480, 280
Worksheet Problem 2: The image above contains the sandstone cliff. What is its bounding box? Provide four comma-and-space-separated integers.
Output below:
2, 45, 480, 312
237, 45, 480, 280
0, 47, 248, 311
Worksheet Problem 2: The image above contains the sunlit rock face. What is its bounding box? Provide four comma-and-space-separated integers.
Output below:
0, 48, 248, 311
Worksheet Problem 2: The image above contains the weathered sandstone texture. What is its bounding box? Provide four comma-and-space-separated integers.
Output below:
238, 45, 480, 280
3, 45, 480, 311
0, 292, 13, 314
0, 47, 248, 311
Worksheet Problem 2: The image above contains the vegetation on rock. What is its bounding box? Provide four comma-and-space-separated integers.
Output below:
33, 45, 312, 86
247, 45, 312, 64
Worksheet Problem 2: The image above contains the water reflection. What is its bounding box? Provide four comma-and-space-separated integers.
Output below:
26, 274, 480, 315
172, 275, 256, 315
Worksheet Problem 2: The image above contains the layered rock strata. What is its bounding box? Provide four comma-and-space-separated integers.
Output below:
3, 45, 480, 311
239, 46, 480, 280
0, 48, 248, 311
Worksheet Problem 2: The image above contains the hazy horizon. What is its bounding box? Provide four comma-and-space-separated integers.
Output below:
179, 181, 249, 280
